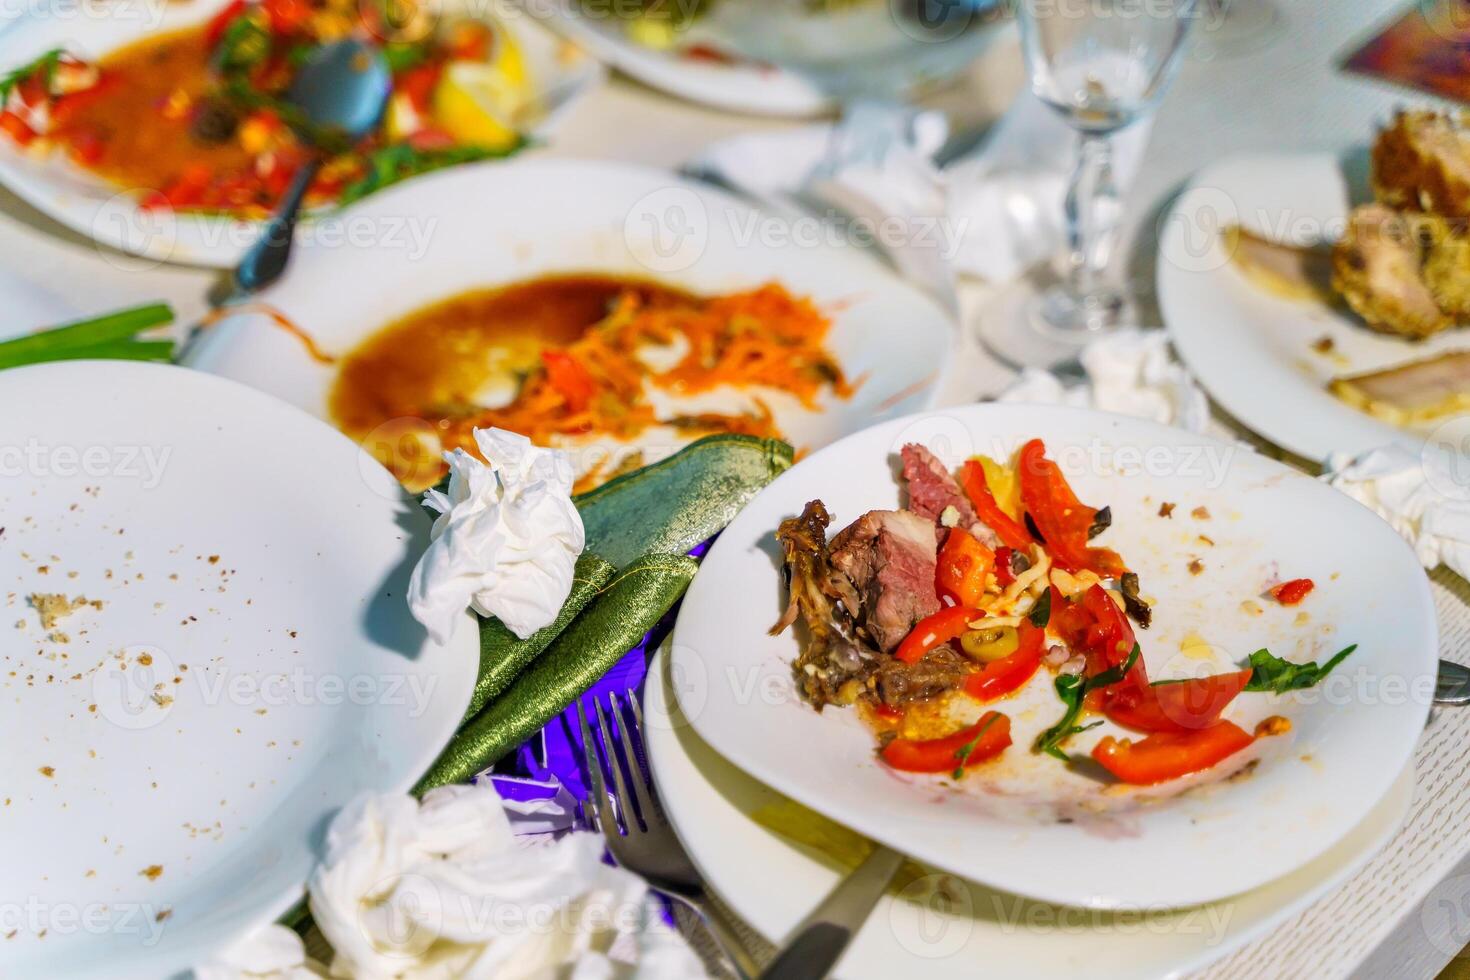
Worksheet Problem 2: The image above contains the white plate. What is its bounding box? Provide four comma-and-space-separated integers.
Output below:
184, 158, 956, 472
0, 361, 476, 979
1158, 151, 1470, 462
644, 644, 1415, 978
536, 0, 829, 118
669, 404, 1436, 909
0, 0, 603, 268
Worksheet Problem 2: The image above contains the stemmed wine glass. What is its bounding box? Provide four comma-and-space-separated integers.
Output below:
1015, 0, 1198, 335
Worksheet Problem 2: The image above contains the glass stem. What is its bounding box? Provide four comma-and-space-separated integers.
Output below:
1064, 132, 1120, 304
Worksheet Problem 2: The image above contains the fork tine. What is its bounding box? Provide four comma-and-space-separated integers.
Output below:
595, 693, 639, 833
613, 691, 656, 818
575, 699, 606, 835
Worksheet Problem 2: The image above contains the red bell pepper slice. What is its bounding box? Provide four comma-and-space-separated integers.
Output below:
1091, 720, 1254, 785
894, 605, 980, 664
936, 527, 993, 607
1016, 439, 1126, 576
1269, 578, 1314, 606
262, 0, 311, 33
880, 711, 1011, 774
993, 546, 1016, 587
541, 350, 598, 413
205, 0, 249, 47
959, 460, 1032, 552
1105, 669, 1252, 733
397, 62, 444, 114
964, 621, 1044, 702
0, 110, 35, 147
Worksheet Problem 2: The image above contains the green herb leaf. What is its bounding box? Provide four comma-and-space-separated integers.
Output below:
1027, 588, 1052, 629
0, 48, 65, 103
1034, 644, 1140, 761
951, 713, 1002, 780
1243, 645, 1357, 694
336, 139, 529, 208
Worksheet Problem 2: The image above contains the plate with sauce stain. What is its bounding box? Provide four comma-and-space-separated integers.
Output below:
0, 0, 602, 267
184, 158, 957, 491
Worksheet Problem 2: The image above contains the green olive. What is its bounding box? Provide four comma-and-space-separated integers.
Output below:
960, 625, 1019, 662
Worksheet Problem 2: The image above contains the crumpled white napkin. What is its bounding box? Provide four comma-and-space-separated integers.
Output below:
195, 783, 706, 980
1323, 445, 1470, 580
407, 428, 585, 644
995, 328, 1211, 432
687, 92, 1153, 296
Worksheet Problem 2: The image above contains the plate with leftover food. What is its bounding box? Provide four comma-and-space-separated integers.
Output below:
644, 645, 1416, 978
1159, 111, 1470, 460
0, 361, 476, 979
0, 0, 601, 266
184, 158, 956, 493
669, 403, 1435, 909
536, 0, 828, 117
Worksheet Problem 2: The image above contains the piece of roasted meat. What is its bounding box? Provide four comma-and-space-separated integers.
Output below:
772, 499, 965, 710
1371, 110, 1470, 219
1331, 203, 1458, 339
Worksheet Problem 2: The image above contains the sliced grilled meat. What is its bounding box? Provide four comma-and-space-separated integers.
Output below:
828, 509, 940, 654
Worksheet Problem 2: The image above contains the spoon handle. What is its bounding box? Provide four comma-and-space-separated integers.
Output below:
235, 157, 322, 295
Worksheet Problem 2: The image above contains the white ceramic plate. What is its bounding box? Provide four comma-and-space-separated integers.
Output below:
0, 361, 476, 979
669, 404, 1436, 909
1158, 151, 1470, 462
184, 158, 956, 474
535, 0, 829, 118
0, 0, 603, 268
644, 644, 1415, 978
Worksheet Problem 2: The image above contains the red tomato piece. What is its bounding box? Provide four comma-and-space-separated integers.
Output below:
0, 110, 36, 146
958, 459, 1032, 552
936, 528, 993, 607
1270, 578, 1314, 606
397, 62, 444, 113
880, 711, 1012, 774
1016, 439, 1126, 576
64, 127, 106, 165
1091, 720, 1254, 785
894, 605, 980, 664
1105, 669, 1252, 733
262, 0, 311, 33
964, 621, 1044, 702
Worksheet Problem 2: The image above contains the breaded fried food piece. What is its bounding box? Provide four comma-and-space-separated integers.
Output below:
1372, 110, 1470, 218
1419, 213, 1470, 319
1331, 203, 1455, 338
1331, 350, 1470, 426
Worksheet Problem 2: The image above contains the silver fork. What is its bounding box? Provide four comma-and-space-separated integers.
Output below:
578, 690, 761, 979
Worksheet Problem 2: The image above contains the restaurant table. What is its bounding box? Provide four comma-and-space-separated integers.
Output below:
2, 0, 1469, 976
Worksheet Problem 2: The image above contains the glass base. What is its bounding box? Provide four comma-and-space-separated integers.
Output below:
1032, 283, 1128, 337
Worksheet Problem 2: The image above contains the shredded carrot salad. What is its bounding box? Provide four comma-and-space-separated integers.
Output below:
445, 281, 854, 455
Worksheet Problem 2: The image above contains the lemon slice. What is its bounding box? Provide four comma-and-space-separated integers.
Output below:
430, 38, 533, 151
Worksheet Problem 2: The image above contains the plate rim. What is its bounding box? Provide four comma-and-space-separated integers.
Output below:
643, 639, 1417, 976
0, 359, 478, 978
668, 400, 1436, 909
1157, 149, 1426, 462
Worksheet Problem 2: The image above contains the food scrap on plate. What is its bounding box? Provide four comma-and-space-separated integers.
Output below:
0, 0, 539, 214
772, 439, 1355, 788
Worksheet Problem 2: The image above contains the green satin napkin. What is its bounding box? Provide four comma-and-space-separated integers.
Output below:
416, 553, 699, 793
577, 434, 794, 566
415, 433, 793, 792
460, 552, 617, 722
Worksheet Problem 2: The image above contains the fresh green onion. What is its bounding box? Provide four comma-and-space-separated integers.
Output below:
0, 303, 175, 371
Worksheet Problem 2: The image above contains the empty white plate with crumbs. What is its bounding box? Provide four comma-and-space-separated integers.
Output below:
670, 404, 1437, 910
0, 362, 476, 978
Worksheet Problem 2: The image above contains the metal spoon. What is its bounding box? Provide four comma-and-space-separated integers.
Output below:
233, 39, 390, 295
